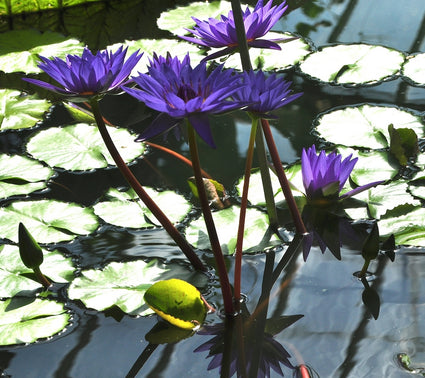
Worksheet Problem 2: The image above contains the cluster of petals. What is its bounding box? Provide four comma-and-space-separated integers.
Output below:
301, 145, 383, 203
233, 70, 302, 118
123, 53, 245, 148
23, 46, 142, 101
180, 0, 288, 61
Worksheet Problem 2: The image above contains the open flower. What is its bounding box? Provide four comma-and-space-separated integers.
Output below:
123, 53, 245, 148
23, 46, 143, 101
233, 70, 302, 118
180, 0, 289, 61
302, 145, 383, 204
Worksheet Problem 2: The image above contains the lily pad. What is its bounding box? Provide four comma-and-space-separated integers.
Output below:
68, 259, 205, 316
0, 154, 54, 199
0, 30, 83, 74
299, 43, 404, 85
93, 187, 192, 228
0, 297, 70, 346
0, 199, 99, 243
0, 244, 75, 298
26, 123, 145, 171
0, 89, 51, 131
402, 53, 425, 86
315, 104, 424, 149
186, 206, 281, 254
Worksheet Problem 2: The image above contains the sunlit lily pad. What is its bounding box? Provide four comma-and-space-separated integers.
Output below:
0, 244, 75, 298
315, 104, 424, 149
0, 89, 51, 131
68, 259, 205, 316
186, 206, 281, 254
0, 199, 99, 243
26, 123, 145, 171
217, 32, 311, 71
402, 53, 425, 86
378, 207, 425, 246
299, 43, 404, 84
0, 297, 70, 346
0, 30, 83, 74
0, 154, 54, 199
93, 187, 192, 228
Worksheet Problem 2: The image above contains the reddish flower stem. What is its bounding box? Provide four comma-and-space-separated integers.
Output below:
90, 99, 206, 271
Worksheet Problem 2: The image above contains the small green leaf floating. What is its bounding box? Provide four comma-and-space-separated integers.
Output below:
144, 279, 207, 330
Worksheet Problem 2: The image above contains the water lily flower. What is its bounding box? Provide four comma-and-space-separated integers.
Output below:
23, 46, 143, 101
302, 145, 383, 204
180, 0, 289, 61
123, 53, 245, 148
233, 70, 302, 118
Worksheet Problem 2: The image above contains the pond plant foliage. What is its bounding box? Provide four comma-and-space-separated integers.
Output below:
0, 0, 424, 376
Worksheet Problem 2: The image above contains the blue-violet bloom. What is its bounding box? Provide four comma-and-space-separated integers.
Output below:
180, 0, 289, 61
123, 53, 245, 148
302, 145, 383, 204
23, 46, 143, 101
233, 70, 302, 118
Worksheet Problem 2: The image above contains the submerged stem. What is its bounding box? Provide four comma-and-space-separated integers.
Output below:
234, 117, 258, 302
187, 122, 235, 315
89, 99, 206, 272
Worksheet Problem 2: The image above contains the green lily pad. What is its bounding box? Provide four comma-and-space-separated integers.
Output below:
408, 184, 425, 200
0, 0, 98, 15
0, 30, 83, 74
0, 89, 51, 131
186, 206, 281, 254
0, 199, 99, 243
0, 297, 70, 346
26, 123, 145, 171
0, 154, 54, 199
68, 259, 205, 316
0, 244, 75, 298
402, 53, 425, 86
93, 187, 192, 228
315, 104, 424, 149
157, 1, 243, 36
378, 207, 425, 246
215, 32, 311, 71
299, 43, 404, 84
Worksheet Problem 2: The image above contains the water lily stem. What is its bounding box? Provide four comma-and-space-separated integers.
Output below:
89, 99, 206, 272
234, 117, 258, 302
34, 266, 51, 290
187, 122, 235, 315
261, 119, 307, 234
230, 0, 252, 71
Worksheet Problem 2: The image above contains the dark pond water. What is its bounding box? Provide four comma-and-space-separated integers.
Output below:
0, 1, 425, 377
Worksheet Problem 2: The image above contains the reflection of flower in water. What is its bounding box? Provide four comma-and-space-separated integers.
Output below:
194, 309, 302, 377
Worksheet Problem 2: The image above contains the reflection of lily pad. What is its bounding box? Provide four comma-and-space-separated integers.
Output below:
186, 206, 281, 254
299, 44, 404, 84
68, 259, 205, 316
26, 123, 145, 171
0, 244, 75, 298
93, 187, 192, 228
0, 298, 70, 346
0, 199, 99, 243
0, 154, 54, 199
315, 105, 424, 149
0, 89, 51, 131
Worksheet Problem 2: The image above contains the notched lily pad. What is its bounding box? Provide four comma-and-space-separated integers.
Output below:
0, 199, 99, 243
299, 43, 404, 85
26, 123, 145, 171
0, 89, 51, 131
0, 244, 75, 298
315, 104, 424, 149
0, 297, 70, 346
93, 187, 192, 228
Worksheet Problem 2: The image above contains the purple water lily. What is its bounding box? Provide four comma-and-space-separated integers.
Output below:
302, 145, 383, 204
23, 46, 142, 101
180, 0, 288, 61
233, 70, 302, 118
123, 53, 245, 148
